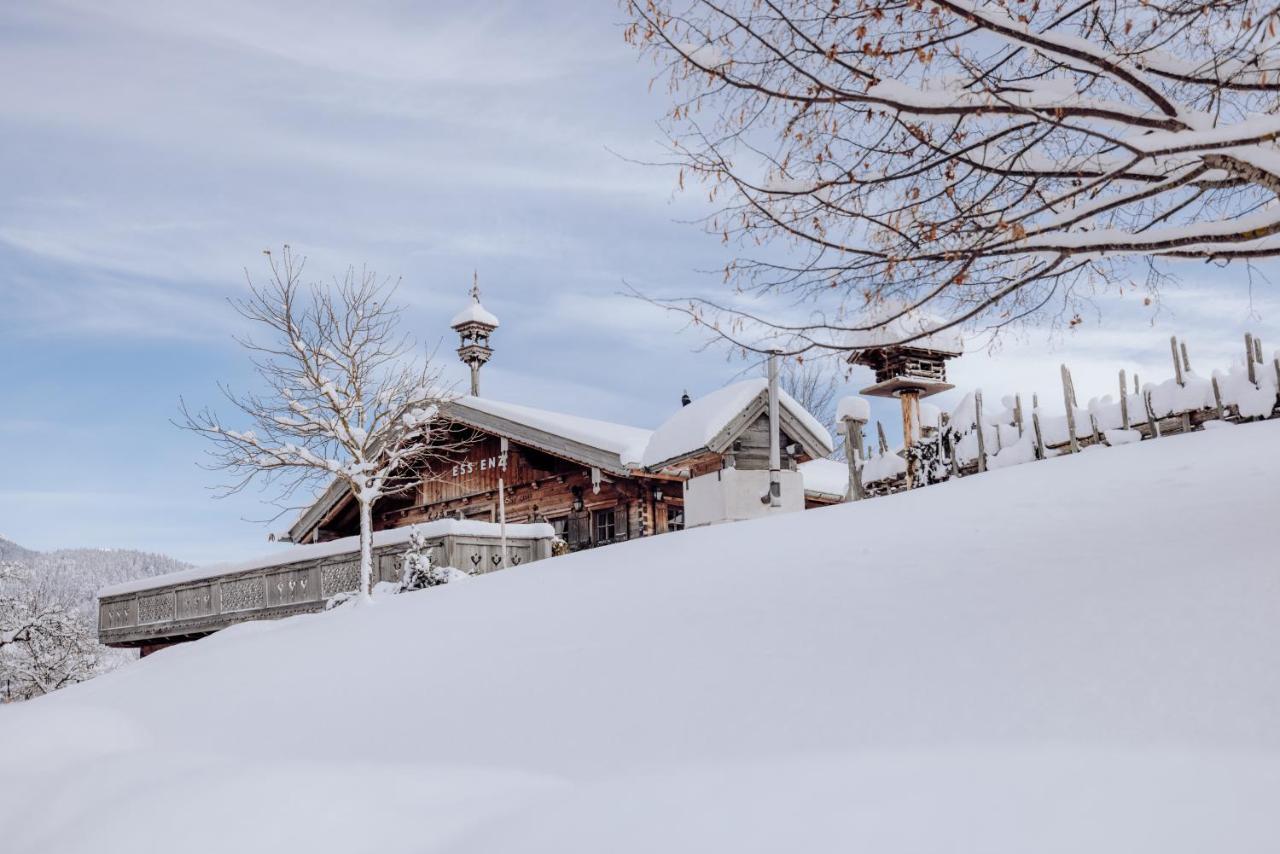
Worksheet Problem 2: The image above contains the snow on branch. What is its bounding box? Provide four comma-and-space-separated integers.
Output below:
179, 246, 472, 516
625, 0, 1280, 353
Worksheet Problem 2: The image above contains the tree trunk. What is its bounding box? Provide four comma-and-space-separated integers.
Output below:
358, 498, 374, 602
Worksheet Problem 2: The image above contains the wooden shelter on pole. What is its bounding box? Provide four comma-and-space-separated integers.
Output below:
846, 310, 963, 481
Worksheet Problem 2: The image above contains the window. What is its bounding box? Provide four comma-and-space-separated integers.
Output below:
464, 506, 494, 522
666, 505, 684, 532
549, 517, 568, 540
592, 507, 616, 543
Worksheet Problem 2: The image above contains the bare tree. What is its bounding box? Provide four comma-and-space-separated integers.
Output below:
1, 563, 100, 701
625, 0, 1280, 354
181, 246, 470, 601
778, 359, 843, 457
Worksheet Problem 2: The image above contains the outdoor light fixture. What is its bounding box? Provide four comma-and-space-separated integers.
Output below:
653, 486, 664, 502
572, 486, 584, 513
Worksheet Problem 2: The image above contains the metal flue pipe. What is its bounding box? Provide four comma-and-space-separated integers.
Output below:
767, 351, 782, 508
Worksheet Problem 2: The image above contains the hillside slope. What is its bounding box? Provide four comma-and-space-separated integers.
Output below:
3, 421, 1279, 853
1, 539, 189, 618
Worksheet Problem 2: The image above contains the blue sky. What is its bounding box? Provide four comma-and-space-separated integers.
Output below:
2, 1, 1276, 563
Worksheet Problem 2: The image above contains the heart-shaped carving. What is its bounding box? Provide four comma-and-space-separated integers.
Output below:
470, 554, 482, 566
511, 555, 522, 566
491, 554, 503, 566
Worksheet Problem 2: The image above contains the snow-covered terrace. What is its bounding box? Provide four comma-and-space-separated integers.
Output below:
97, 520, 555, 650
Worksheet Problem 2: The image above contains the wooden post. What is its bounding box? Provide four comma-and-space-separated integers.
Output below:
842, 417, 866, 502
1255, 336, 1264, 364
1180, 340, 1191, 373
1061, 364, 1080, 453
1246, 333, 1257, 385
1211, 375, 1225, 420
942, 413, 961, 478
876, 421, 889, 454
1170, 336, 1184, 386
1013, 394, 1024, 437
1031, 409, 1046, 461
974, 390, 988, 473
901, 390, 923, 488
1144, 389, 1161, 438
1119, 369, 1130, 430
1090, 413, 1102, 445
1133, 374, 1140, 394
900, 390, 921, 447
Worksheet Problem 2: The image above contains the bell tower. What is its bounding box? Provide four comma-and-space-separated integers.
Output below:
451, 273, 500, 396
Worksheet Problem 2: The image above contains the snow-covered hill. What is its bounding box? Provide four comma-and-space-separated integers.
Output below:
3, 422, 1278, 853
0, 535, 38, 565
0, 539, 189, 618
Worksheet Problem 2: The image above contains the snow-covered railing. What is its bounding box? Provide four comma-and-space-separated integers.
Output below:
844, 331, 1280, 498
97, 521, 554, 651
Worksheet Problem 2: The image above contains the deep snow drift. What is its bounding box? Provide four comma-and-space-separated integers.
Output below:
3, 421, 1280, 853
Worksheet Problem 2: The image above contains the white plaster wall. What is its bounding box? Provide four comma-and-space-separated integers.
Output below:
684, 468, 804, 528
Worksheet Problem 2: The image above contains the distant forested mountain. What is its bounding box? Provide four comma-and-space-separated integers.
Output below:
0, 536, 189, 618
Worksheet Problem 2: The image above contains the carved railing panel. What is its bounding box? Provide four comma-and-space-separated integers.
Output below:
137, 592, 175, 625
222, 577, 266, 613
177, 585, 215, 620
267, 567, 316, 607
321, 561, 360, 597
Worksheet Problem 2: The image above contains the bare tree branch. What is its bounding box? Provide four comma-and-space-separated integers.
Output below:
624, 0, 1280, 351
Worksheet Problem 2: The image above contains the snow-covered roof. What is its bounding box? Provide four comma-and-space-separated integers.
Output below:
288, 381, 835, 543
454, 396, 652, 469
99, 519, 555, 599
642, 378, 834, 469
450, 299, 500, 329
845, 305, 963, 355
798, 457, 848, 498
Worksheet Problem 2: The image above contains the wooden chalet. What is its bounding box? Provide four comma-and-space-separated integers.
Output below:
285, 286, 839, 552
288, 397, 682, 551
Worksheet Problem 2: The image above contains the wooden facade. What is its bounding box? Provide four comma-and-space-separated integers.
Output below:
300, 432, 684, 553
289, 383, 836, 551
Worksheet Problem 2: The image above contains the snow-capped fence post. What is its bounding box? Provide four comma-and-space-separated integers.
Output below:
1171, 336, 1184, 386
1211, 375, 1225, 420
1119, 370, 1130, 430
1254, 336, 1264, 365
1031, 407, 1046, 461
1246, 334, 1258, 386
1144, 389, 1161, 438
1060, 365, 1080, 454
837, 400, 868, 502
1181, 340, 1192, 374
876, 422, 889, 454
973, 390, 988, 473
1014, 394, 1024, 438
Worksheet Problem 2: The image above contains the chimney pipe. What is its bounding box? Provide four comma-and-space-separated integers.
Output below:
766, 351, 781, 508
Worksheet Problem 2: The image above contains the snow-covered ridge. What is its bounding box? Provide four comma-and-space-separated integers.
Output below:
97, 520, 554, 599
458, 377, 833, 471
456, 396, 654, 466
641, 377, 833, 468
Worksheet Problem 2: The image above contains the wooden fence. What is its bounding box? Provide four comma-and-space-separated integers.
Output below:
844, 331, 1280, 499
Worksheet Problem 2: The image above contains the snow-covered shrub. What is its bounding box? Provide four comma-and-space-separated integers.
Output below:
399, 527, 453, 590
